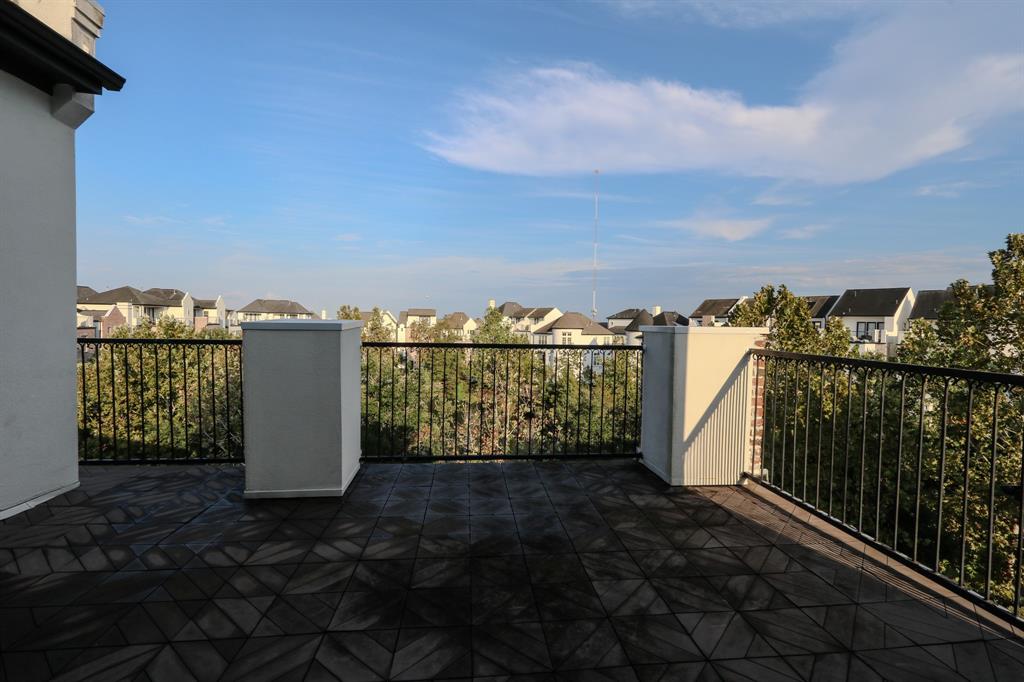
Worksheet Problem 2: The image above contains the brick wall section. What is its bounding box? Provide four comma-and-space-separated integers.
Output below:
748, 339, 767, 476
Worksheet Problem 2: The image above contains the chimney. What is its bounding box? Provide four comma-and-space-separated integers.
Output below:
488, 299, 496, 309
652, 305, 662, 316
702, 315, 715, 327
14, 0, 106, 55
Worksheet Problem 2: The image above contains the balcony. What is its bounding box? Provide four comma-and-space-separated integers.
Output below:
2, 326, 1019, 679
3, 459, 1023, 680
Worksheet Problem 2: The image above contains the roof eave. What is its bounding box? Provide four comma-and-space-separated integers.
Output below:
0, 1, 125, 96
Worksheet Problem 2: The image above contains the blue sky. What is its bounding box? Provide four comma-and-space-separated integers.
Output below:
77, 0, 1023, 318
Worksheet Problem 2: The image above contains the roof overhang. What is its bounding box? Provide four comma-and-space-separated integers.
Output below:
0, 1, 124, 95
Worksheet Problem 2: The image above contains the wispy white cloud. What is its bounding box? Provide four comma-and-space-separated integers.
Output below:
529, 189, 646, 203
427, 4, 1023, 184
779, 224, 831, 240
659, 215, 773, 241
611, 0, 873, 28
915, 181, 984, 198
753, 184, 812, 206
123, 215, 181, 226
334, 232, 361, 242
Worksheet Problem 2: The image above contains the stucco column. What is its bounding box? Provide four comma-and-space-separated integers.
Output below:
241, 320, 363, 498
639, 326, 767, 486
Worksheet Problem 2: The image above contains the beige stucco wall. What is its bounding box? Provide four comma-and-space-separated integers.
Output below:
0, 70, 80, 516
640, 326, 768, 486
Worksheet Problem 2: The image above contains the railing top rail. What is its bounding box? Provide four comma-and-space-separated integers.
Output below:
363, 341, 641, 351
77, 337, 242, 346
750, 348, 1024, 387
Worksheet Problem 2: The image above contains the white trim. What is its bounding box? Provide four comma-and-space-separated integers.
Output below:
241, 320, 363, 331
0, 480, 80, 521
245, 486, 347, 499
640, 326, 769, 336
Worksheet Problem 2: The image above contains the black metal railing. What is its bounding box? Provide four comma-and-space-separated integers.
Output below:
77, 338, 243, 463
750, 349, 1024, 622
361, 342, 643, 460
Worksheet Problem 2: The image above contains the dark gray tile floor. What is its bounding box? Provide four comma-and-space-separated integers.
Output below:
1, 460, 1022, 681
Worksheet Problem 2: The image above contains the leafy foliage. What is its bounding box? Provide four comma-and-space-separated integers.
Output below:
731, 284, 850, 356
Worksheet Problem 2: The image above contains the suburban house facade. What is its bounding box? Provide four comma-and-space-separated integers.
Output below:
75, 304, 125, 337
359, 309, 401, 341
193, 295, 227, 330
829, 287, 915, 355
804, 294, 840, 329
534, 311, 618, 346
907, 288, 953, 327
439, 311, 478, 340
606, 308, 645, 331
1, 0, 123, 517
689, 297, 746, 326
491, 301, 562, 343
237, 298, 316, 322
77, 285, 231, 330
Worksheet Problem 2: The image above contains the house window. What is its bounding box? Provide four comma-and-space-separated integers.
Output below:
243, 312, 259, 322
143, 306, 158, 321
560, 331, 573, 345
856, 321, 884, 341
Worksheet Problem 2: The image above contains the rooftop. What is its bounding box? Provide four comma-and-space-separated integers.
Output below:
830, 287, 912, 318
909, 288, 953, 320
690, 298, 740, 319
2, 462, 1020, 679
238, 299, 313, 315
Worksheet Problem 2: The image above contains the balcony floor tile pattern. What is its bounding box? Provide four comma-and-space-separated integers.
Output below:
0, 461, 1022, 681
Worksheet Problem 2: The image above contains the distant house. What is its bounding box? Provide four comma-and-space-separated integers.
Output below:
439, 311, 478, 340
143, 288, 195, 324
804, 295, 840, 329
623, 310, 653, 346
192, 295, 227, 330
505, 306, 562, 342
78, 285, 185, 327
399, 308, 436, 327
907, 288, 953, 325
77, 285, 97, 301
652, 310, 688, 327
689, 298, 745, 326
237, 299, 315, 322
75, 305, 125, 338
534, 312, 617, 346
359, 309, 400, 340
829, 287, 915, 355
606, 308, 645, 331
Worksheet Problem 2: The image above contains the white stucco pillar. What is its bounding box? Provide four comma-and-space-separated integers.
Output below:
639, 326, 767, 486
241, 320, 363, 498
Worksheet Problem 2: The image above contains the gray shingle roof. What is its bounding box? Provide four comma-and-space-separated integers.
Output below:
908, 289, 952, 320
536, 312, 613, 336
144, 288, 188, 304
498, 301, 523, 316
404, 308, 436, 317
804, 295, 839, 319
830, 288, 911, 317
237, 299, 313, 315
690, 298, 739, 318
442, 312, 471, 327
609, 308, 645, 320
80, 286, 167, 306
624, 310, 654, 332
77, 286, 97, 302
193, 298, 218, 309
652, 311, 688, 326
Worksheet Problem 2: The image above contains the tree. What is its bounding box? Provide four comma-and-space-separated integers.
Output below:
729, 284, 842, 354
336, 305, 361, 320
899, 233, 1023, 373
472, 307, 521, 344
406, 319, 434, 343
359, 307, 393, 342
